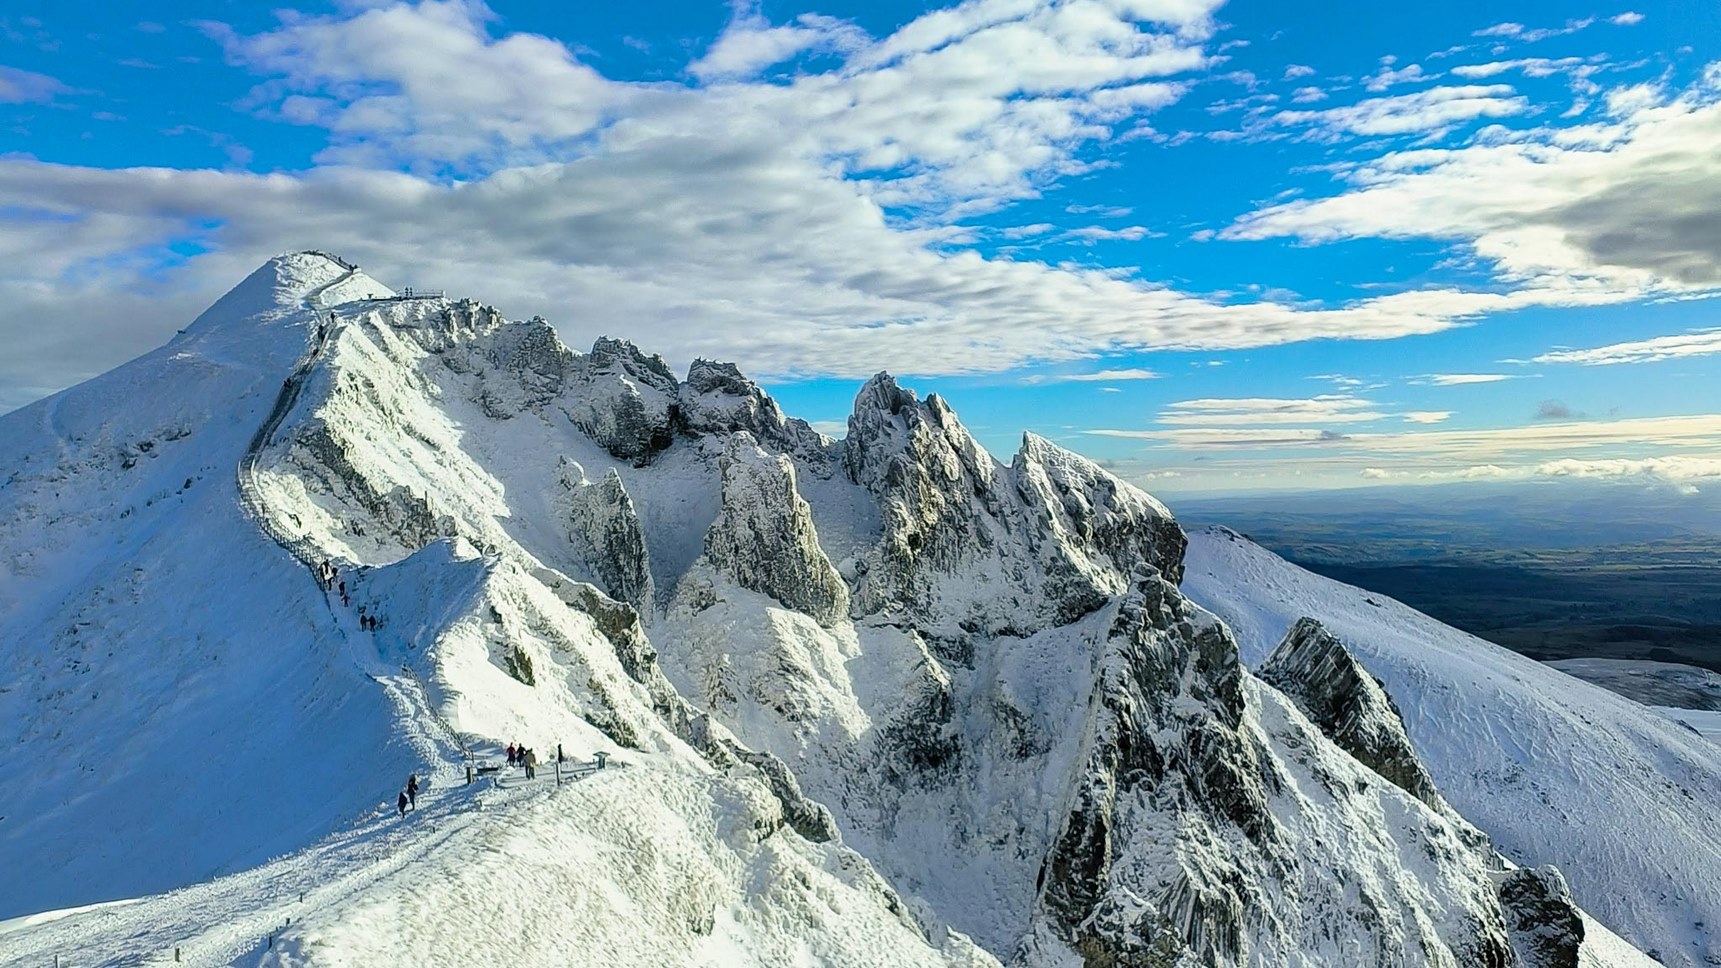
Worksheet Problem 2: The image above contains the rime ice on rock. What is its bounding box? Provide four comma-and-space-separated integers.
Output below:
701, 433, 848, 627
1259, 616, 1450, 813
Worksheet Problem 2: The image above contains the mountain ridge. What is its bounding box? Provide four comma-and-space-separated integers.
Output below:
0, 253, 1700, 967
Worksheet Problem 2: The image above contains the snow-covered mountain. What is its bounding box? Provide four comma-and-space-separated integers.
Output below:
0, 252, 1702, 967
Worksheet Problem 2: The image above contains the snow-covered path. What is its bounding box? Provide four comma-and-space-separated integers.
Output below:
0, 762, 609, 968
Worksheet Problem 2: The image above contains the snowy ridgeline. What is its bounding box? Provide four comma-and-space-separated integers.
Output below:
0, 252, 1710, 967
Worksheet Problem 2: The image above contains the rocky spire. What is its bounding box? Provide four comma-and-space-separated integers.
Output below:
560, 461, 655, 613
701, 434, 848, 626
1258, 617, 1449, 813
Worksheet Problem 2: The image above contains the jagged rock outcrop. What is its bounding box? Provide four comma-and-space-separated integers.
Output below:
1037, 570, 1268, 964
1013, 431, 1184, 585
702, 434, 848, 627
564, 338, 680, 462
472, 313, 571, 417
843, 374, 1186, 645
1258, 617, 1448, 813
559, 460, 655, 612
1499, 867, 1585, 968
679, 360, 832, 470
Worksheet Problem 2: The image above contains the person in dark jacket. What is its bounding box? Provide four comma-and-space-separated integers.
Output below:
506, 743, 517, 767
407, 774, 419, 810
397, 791, 409, 817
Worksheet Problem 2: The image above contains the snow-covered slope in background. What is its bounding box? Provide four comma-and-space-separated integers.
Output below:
1185, 526, 1721, 968
0, 253, 1693, 967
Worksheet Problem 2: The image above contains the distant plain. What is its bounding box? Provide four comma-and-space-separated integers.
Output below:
1172, 483, 1721, 674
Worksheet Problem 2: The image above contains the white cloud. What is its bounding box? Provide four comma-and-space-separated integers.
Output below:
1473, 18, 1595, 43
1536, 455, 1721, 481
1273, 84, 1528, 138
1023, 368, 1161, 384
1157, 394, 1387, 425
1403, 411, 1453, 423
1090, 414, 1721, 463
1364, 63, 1432, 92
1284, 64, 1316, 79
1290, 86, 1327, 103
1415, 373, 1516, 385
1531, 327, 1721, 365
1610, 12, 1645, 26
688, 12, 866, 81
1224, 72, 1721, 298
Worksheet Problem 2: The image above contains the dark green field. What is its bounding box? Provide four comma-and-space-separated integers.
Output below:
1172, 484, 1721, 674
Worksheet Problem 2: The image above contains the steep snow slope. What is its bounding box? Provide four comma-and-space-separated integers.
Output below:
0, 254, 425, 918
1184, 526, 1721, 968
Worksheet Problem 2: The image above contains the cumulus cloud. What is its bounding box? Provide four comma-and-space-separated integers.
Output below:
7, 0, 1642, 408
1225, 67, 1721, 298
1610, 12, 1645, 26
1531, 327, 1721, 365
688, 11, 866, 81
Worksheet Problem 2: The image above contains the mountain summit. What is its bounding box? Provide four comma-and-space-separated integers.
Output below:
0, 254, 1709, 967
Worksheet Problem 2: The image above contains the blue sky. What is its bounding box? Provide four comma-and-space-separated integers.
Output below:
3, 0, 1719, 494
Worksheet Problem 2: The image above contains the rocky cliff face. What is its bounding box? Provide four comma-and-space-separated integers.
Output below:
679, 360, 832, 469
1258, 616, 1450, 813
700, 434, 848, 627
842, 374, 1187, 650
559, 461, 655, 613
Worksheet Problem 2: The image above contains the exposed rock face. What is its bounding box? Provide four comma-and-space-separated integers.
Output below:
1258, 617, 1448, 813
843, 374, 1186, 644
1037, 571, 1267, 964
1032, 576, 1519, 968
472, 313, 570, 418
679, 360, 831, 470
1013, 431, 1184, 585
560, 460, 655, 613
1499, 867, 1585, 968
703, 434, 848, 627
564, 338, 680, 462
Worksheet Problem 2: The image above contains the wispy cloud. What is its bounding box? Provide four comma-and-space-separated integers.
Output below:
1414, 373, 1517, 385
0, 65, 67, 104
1531, 328, 1721, 366
1023, 368, 1161, 385
1273, 84, 1527, 138
1156, 394, 1387, 425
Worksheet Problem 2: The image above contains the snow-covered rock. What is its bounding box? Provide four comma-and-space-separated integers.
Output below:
678, 359, 831, 468
1259, 617, 1450, 814
564, 337, 680, 463
559, 462, 656, 612
700, 433, 848, 627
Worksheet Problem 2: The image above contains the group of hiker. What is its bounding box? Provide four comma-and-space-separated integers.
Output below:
506, 742, 539, 779
319, 558, 385, 629
396, 773, 420, 817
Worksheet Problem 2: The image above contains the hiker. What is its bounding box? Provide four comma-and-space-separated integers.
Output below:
523, 747, 537, 780
407, 774, 419, 810
397, 790, 408, 817
506, 743, 517, 767
338, 580, 346, 598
